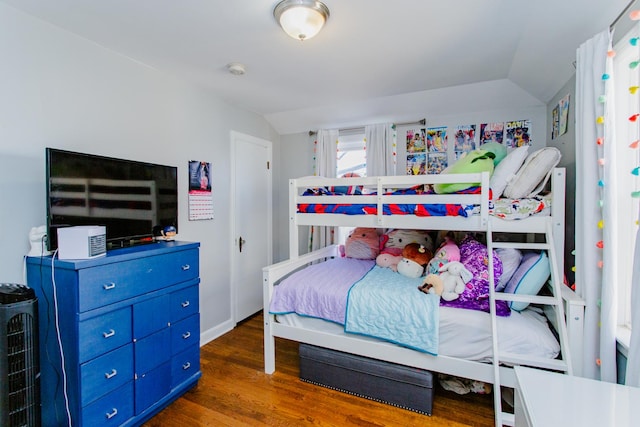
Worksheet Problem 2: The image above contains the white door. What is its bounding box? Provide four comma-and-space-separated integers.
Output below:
230, 131, 272, 323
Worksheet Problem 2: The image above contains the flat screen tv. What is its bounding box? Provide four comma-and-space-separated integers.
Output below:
46, 148, 178, 251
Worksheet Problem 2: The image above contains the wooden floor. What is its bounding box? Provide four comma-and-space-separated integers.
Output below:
144, 312, 495, 426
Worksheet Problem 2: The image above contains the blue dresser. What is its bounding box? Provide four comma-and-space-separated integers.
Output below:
26, 241, 201, 426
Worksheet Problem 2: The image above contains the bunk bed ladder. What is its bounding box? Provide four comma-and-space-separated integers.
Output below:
486, 221, 573, 427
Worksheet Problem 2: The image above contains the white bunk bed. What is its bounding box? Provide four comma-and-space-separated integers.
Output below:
263, 168, 584, 426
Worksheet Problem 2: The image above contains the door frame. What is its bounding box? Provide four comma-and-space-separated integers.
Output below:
229, 130, 273, 325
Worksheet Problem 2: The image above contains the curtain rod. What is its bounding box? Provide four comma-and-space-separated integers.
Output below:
610, 0, 638, 30
308, 118, 426, 136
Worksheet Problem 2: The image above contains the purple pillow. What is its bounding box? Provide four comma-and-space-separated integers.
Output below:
440, 235, 510, 316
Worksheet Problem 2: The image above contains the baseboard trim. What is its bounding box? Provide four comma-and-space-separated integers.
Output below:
200, 318, 234, 346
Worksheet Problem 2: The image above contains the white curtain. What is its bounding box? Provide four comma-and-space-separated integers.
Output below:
309, 129, 338, 252
626, 18, 640, 388
575, 28, 618, 382
365, 123, 396, 176
627, 225, 640, 386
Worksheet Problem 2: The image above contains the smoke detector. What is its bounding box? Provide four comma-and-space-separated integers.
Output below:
227, 62, 246, 76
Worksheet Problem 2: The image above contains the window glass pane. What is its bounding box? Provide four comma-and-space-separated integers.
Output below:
336, 132, 366, 244
337, 132, 366, 177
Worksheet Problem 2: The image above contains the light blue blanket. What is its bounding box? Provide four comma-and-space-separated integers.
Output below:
345, 266, 440, 355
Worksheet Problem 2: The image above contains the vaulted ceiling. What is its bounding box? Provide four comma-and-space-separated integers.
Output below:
1, 0, 631, 133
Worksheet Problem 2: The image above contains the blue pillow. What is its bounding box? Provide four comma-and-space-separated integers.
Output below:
503, 251, 550, 311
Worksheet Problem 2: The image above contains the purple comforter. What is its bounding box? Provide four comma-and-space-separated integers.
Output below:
269, 257, 375, 324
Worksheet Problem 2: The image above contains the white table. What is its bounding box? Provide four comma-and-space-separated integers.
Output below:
514, 366, 640, 426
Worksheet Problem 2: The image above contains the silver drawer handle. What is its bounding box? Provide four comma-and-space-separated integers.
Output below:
103, 282, 116, 290
181, 264, 190, 271
182, 331, 191, 339
103, 329, 115, 338
105, 369, 117, 379
105, 408, 118, 419
181, 300, 190, 308
182, 362, 191, 370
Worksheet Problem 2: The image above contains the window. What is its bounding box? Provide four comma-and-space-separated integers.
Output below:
613, 29, 640, 329
337, 131, 366, 177
336, 130, 366, 244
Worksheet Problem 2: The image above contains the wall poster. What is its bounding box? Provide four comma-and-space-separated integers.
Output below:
479, 122, 504, 144
188, 160, 214, 220
559, 94, 570, 136
505, 120, 532, 148
454, 124, 477, 159
426, 126, 448, 174
406, 128, 426, 174
552, 105, 560, 140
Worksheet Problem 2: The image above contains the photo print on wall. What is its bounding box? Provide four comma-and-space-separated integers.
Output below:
406, 128, 427, 175
426, 126, 448, 174
188, 160, 214, 220
454, 124, 477, 159
505, 120, 532, 148
479, 122, 504, 144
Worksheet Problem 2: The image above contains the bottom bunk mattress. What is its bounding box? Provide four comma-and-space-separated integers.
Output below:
269, 257, 560, 362
276, 307, 559, 363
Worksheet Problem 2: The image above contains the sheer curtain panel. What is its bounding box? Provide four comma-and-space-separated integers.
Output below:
575, 28, 618, 382
365, 123, 396, 177
309, 129, 338, 252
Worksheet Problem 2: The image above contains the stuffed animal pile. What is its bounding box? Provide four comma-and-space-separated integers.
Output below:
344, 227, 382, 260
417, 233, 472, 301
346, 228, 476, 302
396, 243, 433, 278
376, 229, 434, 272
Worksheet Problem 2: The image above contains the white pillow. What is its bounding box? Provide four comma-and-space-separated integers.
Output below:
496, 247, 523, 292
490, 146, 529, 199
503, 147, 561, 199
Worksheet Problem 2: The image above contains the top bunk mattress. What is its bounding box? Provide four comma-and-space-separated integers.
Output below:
298, 189, 551, 221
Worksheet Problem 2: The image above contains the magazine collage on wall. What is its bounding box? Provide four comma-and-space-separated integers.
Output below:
405, 119, 534, 175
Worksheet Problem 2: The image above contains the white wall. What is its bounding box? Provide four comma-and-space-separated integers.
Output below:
0, 3, 280, 340
276, 132, 314, 261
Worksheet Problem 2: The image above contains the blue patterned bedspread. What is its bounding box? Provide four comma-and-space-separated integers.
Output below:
345, 266, 440, 355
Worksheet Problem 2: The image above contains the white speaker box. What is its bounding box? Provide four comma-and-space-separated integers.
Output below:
57, 226, 107, 260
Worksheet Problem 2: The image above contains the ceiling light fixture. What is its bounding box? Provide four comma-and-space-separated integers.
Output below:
273, 0, 330, 41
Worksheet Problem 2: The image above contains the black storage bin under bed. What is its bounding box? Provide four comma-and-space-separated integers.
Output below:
299, 343, 434, 415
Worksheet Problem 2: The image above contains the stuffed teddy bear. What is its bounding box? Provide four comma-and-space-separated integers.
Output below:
418, 274, 443, 296
375, 252, 403, 272
344, 227, 381, 260
382, 229, 434, 256
397, 243, 433, 278
426, 234, 461, 275
438, 261, 473, 301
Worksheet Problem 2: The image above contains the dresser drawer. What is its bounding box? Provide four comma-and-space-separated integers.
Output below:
79, 307, 132, 363
170, 284, 199, 323
78, 248, 199, 312
81, 344, 134, 407
81, 381, 134, 427
171, 344, 200, 389
171, 313, 199, 355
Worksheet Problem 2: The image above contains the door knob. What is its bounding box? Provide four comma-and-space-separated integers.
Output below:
239, 237, 246, 252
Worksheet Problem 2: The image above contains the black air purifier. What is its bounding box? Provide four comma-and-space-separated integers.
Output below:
0, 284, 40, 427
